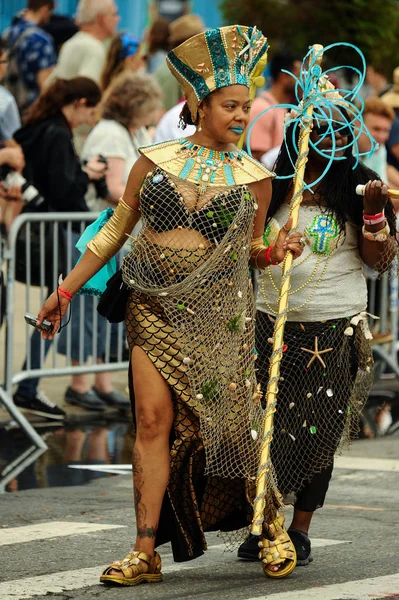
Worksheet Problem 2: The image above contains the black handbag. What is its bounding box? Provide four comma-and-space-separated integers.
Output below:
97, 269, 129, 323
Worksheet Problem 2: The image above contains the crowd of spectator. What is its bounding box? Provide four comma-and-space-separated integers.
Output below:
1, 0, 399, 431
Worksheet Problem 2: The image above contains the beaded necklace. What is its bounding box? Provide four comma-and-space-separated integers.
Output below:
178, 138, 244, 195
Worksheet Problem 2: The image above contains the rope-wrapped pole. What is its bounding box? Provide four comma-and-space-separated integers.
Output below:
251, 44, 324, 536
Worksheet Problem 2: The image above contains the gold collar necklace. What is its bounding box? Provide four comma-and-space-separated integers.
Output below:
177, 138, 244, 194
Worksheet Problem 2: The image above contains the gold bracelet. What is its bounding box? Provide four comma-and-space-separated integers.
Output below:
87, 198, 140, 262
251, 237, 267, 269
362, 222, 390, 242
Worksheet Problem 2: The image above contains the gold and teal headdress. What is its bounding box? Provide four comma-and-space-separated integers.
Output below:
167, 25, 269, 122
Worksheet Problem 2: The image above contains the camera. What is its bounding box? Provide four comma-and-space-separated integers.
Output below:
0, 164, 45, 207
83, 154, 110, 200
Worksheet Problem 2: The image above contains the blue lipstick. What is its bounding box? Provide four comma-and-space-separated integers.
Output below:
231, 127, 244, 134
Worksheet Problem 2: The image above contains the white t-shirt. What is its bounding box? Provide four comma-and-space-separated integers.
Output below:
82, 119, 150, 211
51, 31, 106, 83
256, 204, 367, 322
0, 86, 21, 140
153, 102, 196, 143
261, 146, 280, 170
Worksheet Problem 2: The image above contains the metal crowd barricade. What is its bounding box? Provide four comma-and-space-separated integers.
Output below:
368, 260, 399, 377
0, 212, 129, 492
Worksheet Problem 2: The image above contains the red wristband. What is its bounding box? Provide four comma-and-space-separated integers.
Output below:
363, 210, 384, 219
264, 243, 279, 266
58, 286, 73, 301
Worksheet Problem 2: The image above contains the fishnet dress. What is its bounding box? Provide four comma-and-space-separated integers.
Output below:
122, 167, 265, 561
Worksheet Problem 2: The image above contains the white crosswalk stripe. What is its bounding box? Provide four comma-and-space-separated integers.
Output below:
71, 456, 399, 475
335, 456, 399, 472
0, 562, 199, 599
1, 521, 395, 600
0, 529, 352, 600
245, 572, 399, 600
0, 521, 125, 546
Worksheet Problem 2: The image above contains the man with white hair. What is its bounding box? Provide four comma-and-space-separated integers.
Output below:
51, 0, 120, 84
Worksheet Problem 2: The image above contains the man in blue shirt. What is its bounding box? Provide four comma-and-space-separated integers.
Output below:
4, 0, 57, 112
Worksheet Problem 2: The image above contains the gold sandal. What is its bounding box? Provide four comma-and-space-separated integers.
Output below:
259, 515, 297, 579
100, 550, 162, 586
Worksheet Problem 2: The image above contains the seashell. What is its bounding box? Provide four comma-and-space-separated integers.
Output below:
196, 394, 203, 400
289, 402, 295, 409
344, 326, 354, 336
229, 382, 237, 391
183, 357, 191, 365
152, 173, 164, 184
251, 429, 258, 440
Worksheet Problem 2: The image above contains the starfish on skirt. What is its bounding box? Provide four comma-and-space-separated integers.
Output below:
300, 336, 334, 369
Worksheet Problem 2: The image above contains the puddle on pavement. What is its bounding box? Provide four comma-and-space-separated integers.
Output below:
0, 412, 134, 492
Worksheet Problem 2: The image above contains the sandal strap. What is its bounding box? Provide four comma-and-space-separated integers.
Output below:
268, 515, 286, 538
131, 551, 154, 565
102, 551, 160, 579
260, 540, 295, 564
260, 514, 296, 566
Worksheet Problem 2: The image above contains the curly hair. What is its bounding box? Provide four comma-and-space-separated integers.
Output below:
179, 95, 212, 129
101, 71, 162, 129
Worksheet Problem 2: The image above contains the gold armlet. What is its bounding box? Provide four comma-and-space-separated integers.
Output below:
250, 236, 267, 269
87, 198, 140, 263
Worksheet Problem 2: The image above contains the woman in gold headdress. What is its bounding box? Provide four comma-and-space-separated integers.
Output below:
37, 25, 304, 585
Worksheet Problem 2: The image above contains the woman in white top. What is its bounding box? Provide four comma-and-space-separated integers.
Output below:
83, 71, 163, 211
238, 106, 398, 569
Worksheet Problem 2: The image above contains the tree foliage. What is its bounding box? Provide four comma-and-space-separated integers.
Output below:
220, 0, 399, 78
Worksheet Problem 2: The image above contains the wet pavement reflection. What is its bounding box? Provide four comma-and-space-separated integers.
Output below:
0, 411, 134, 492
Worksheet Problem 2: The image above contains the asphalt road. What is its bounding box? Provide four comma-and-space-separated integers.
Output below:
0, 436, 399, 600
